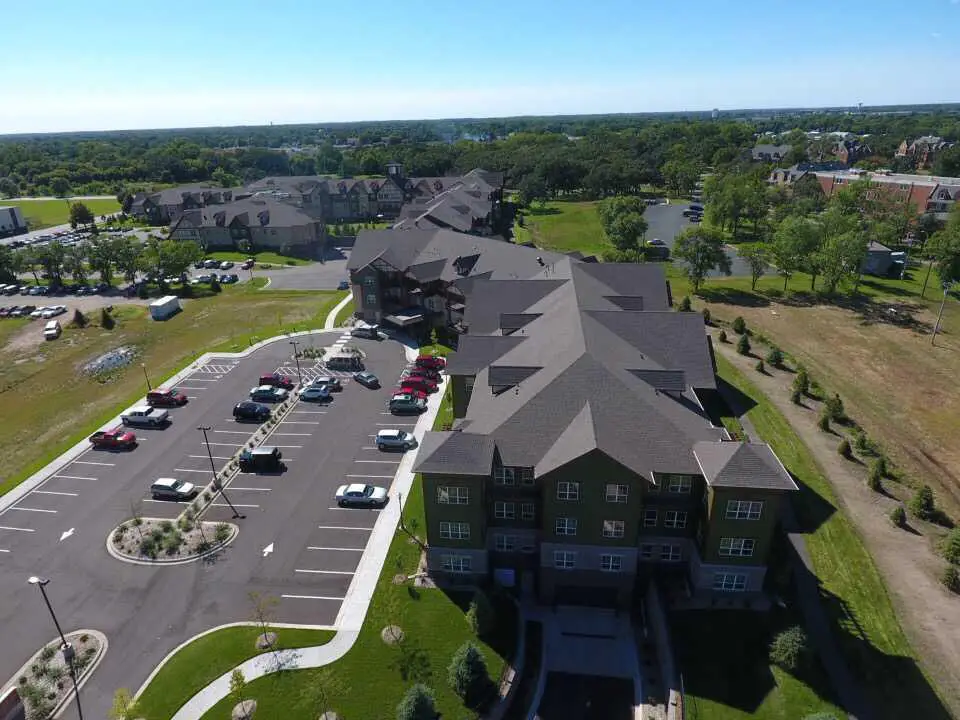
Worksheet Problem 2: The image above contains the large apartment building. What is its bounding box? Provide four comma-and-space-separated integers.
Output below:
412, 261, 797, 608
813, 169, 960, 219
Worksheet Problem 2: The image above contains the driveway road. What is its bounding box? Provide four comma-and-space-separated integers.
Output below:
254, 247, 352, 291
645, 203, 753, 278
0, 331, 411, 717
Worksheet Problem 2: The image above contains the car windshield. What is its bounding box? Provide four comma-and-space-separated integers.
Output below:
171, 480, 183, 489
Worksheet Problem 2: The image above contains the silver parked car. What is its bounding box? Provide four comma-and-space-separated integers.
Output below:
375, 429, 417, 451
335, 483, 388, 507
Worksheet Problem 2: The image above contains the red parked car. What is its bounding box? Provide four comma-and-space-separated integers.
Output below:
406, 366, 440, 382
259, 372, 296, 389
146, 388, 188, 407
398, 375, 437, 394
415, 355, 446, 371
89, 426, 137, 450
394, 386, 428, 401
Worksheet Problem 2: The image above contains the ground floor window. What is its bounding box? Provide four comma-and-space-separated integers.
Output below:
554, 550, 576, 570
660, 544, 682, 562
712, 573, 746, 592
600, 554, 623, 572
441, 555, 472, 574
494, 534, 515, 552
639, 544, 654, 560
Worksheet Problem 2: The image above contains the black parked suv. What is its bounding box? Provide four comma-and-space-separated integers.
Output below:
233, 401, 271, 423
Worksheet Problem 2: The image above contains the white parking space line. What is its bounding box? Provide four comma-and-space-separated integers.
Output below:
184, 378, 219, 382
328, 506, 382, 512
214, 430, 252, 435
187, 397, 199, 400
228, 487, 272, 492
54, 475, 98, 481
355, 459, 401, 464
360, 446, 378, 450
207, 442, 242, 447
189, 455, 232, 460
280, 421, 321, 425
0, 525, 35, 532
174, 386, 209, 391
33, 490, 79, 497
316, 525, 372, 531
74, 460, 115, 467
268, 444, 303, 448
345, 474, 394, 479
281, 594, 345, 601
295, 569, 355, 576
210, 502, 260, 509
143, 499, 190, 505
307, 546, 365, 552
289, 411, 327, 415
174, 468, 212, 474
272, 433, 312, 437
375, 423, 416, 427
0, 548, 9, 553
9, 507, 57, 514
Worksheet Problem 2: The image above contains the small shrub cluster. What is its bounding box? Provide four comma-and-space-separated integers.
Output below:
792, 368, 810, 396
909, 485, 936, 521
678, 296, 692, 312
769, 626, 809, 671
823, 393, 846, 423
754, 358, 765, 373
941, 565, 960, 593
736, 334, 751, 355
731, 316, 747, 334
765, 347, 784, 368
701, 308, 711, 325
817, 408, 831, 432
837, 438, 851, 459
718, 329, 727, 343
941, 529, 960, 565
890, 505, 906, 528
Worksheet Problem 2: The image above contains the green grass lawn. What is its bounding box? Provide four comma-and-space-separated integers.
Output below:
333, 299, 355, 327
203, 250, 311, 267
715, 354, 950, 720
673, 610, 842, 720
135, 627, 335, 720
0, 290, 346, 498
199, 385, 516, 720
519, 201, 608, 257
8, 198, 121, 229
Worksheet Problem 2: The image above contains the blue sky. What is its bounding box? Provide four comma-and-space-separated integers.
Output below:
1, 0, 959, 133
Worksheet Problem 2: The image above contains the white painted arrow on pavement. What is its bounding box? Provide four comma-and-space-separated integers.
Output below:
262, 543, 274, 557
59, 528, 75, 542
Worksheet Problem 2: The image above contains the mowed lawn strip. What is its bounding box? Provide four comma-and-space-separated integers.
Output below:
199, 385, 516, 720
203, 250, 311, 266
519, 201, 608, 257
716, 354, 949, 720
0, 289, 345, 497
333, 299, 355, 327
135, 626, 335, 720
7, 198, 121, 228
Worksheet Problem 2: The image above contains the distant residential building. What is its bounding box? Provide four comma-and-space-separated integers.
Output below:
751, 144, 793, 162
768, 162, 844, 186
895, 136, 955, 169
834, 139, 872, 166
129, 185, 246, 225
0, 205, 27, 238
392, 185, 499, 235
814, 169, 960, 218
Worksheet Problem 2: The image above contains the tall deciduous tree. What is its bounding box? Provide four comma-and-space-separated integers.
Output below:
114, 237, 143, 282
69, 201, 95, 229
771, 215, 819, 291
662, 159, 700, 197
37, 239, 66, 287
739, 243, 769, 291
141, 238, 203, 281
673, 226, 732, 293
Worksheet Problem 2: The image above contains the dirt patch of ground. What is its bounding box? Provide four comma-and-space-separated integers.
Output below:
713, 332, 960, 715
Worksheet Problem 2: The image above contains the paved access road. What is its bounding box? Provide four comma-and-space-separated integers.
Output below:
254, 247, 352, 291
645, 203, 753, 278
0, 330, 413, 717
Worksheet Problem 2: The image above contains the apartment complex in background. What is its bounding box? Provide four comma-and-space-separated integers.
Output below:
0, 205, 27, 239
412, 260, 798, 608
896, 136, 955, 169
813, 169, 960, 219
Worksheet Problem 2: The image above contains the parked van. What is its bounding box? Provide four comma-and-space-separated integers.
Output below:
326, 351, 363, 370
43, 320, 61, 340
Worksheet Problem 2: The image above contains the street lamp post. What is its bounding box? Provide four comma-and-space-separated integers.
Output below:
141, 363, 152, 391
27, 576, 84, 720
289, 340, 303, 386
932, 281, 955, 347
197, 426, 244, 519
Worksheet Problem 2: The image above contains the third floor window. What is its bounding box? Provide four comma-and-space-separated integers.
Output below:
602, 520, 625, 538
667, 476, 692, 494
604, 483, 628, 503
494, 501, 515, 520
521, 503, 535, 521
436, 486, 468, 505
555, 517, 578, 536
664, 510, 687, 529
557, 481, 580, 501
725, 500, 763, 520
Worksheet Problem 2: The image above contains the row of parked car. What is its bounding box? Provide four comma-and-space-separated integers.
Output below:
194, 258, 255, 271
0, 304, 67, 319
387, 355, 445, 414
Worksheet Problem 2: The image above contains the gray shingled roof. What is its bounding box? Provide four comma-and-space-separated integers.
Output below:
412, 431, 496, 475
693, 441, 798, 491
176, 197, 318, 229
444, 335, 526, 374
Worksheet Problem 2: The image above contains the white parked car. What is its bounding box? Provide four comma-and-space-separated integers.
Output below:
335, 483, 388, 507
41, 305, 67, 319
30, 306, 50, 318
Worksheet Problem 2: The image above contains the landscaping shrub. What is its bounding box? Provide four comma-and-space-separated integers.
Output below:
736, 334, 751, 355
792, 368, 810, 396
790, 388, 802, 405
755, 359, 765, 373
701, 308, 711, 325
396, 684, 436, 720
909, 485, 936, 521
837, 438, 851, 459
163, 530, 183, 555
874, 455, 888, 476
70, 308, 87, 328
765, 347, 784, 368
139, 537, 157, 558
39, 645, 56, 662
718, 329, 727, 343
941, 565, 960, 593
209, 277, 222, 293
215, 523, 231, 543
941, 529, 960, 565
853, 430, 870, 453
100, 307, 115, 329
447, 642, 490, 708
769, 626, 809, 671
731, 316, 746, 334
465, 588, 496, 637
678, 296, 692, 312
890, 505, 906, 528
824, 393, 845, 422
868, 459, 885, 484
866, 471, 882, 493
817, 408, 830, 432
160, 520, 174, 533
137, 284, 148, 299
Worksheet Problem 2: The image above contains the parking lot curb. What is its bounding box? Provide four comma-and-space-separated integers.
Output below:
104, 522, 239, 567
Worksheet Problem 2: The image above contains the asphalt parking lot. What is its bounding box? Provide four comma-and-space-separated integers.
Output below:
647, 203, 752, 278
255, 247, 352, 290
0, 329, 418, 716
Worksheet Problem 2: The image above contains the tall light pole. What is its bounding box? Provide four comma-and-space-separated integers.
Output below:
289, 339, 303, 386
932, 281, 954, 346
27, 576, 84, 720
141, 363, 152, 391
197, 426, 244, 519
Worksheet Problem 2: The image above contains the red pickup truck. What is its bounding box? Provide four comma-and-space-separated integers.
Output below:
89, 427, 137, 450
146, 388, 188, 407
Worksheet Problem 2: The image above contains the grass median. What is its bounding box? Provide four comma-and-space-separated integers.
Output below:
203, 250, 311, 266
135, 626, 335, 720
0, 288, 346, 497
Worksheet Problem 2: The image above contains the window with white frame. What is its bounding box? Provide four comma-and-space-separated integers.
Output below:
600, 554, 623, 572
494, 501, 516, 520
521, 503, 535, 521
667, 476, 692, 494
556, 481, 580, 501
439, 522, 470, 540
494, 467, 516, 486
555, 517, 578, 536
436, 486, 469, 505
725, 500, 763, 520
363, 276, 376, 287
602, 519, 625, 538
517, 467, 535, 486
664, 510, 687, 529
661, 544, 682, 562
639, 544, 654, 560
554, 550, 576, 569
441, 554, 472, 573
643, 509, 658, 528
494, 534, 515, 552
605, 483, 629, 503
719, 537, 755, 557
364, 293, 377, 306
713, 573, 747, 592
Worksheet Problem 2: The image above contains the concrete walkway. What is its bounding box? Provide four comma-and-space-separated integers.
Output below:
717, 369, 871, 720
324, 292, 353, 330
159, 300, 444, 719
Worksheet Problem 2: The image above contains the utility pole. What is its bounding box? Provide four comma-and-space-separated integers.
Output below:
198, 426, 244, 519
141, 363, 152, 391
932, 282, 954, 346
28, 576, 84, 720
289, 340, 303, 385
